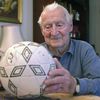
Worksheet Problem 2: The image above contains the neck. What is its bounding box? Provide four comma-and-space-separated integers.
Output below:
49, 43, 69, 57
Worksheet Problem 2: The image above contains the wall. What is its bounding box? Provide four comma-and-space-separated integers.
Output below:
0, 0, 100, 54
0, 0, 33, 44
21, 0, 33, 41
89, 0, 100, 55
0, 27, 3, 46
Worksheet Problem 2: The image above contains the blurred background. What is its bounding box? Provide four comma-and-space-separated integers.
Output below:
0, 0, 100, 55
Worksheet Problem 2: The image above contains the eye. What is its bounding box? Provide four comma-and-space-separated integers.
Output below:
57, 24, 63, 27
56, 23, 64, 28
45, 24, 51, 29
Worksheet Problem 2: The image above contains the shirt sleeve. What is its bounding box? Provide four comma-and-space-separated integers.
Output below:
78, 42, 100, 95
79, 78, 100, 95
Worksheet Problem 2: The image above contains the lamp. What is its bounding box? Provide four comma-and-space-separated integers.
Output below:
0, 25, 23, 57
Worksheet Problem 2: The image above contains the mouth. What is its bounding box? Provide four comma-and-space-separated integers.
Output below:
50, 36, 62, 40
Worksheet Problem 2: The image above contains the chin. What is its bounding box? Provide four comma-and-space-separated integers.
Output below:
48, 39, 64, 48
51, 43, 63, 48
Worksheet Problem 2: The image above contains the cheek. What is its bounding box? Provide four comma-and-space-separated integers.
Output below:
61, 26, 72, 38
41, 29, 49, 37
61, 29, 70, 42
64, 25, 72, 33
61, 29, 69, 37
43, 32, 50, 38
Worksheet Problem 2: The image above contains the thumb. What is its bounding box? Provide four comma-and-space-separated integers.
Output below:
53, 58, 63, 69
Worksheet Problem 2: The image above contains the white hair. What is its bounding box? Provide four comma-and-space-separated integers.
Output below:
38, 2, 73, 26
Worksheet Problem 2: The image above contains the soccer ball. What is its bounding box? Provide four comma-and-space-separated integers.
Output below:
0, 41, 56, 98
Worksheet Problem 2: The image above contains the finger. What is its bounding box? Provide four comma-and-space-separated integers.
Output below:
48, 68, 67, 78
45, 76, 64, 85
53, 58, 63, 69
52, 58, 70, 75
49, 58, 66, 77
44, 84, 65, 94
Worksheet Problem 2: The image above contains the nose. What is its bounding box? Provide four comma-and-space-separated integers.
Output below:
51, 24, 58, 35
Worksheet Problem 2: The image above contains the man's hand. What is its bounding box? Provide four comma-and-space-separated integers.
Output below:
44, 58, 77, 94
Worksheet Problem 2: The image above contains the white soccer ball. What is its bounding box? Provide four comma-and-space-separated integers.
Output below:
0, 41, 56, 98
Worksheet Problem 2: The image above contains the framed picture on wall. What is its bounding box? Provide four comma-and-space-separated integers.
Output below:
0, 0, 22, 24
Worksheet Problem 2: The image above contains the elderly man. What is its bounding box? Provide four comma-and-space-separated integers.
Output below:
38, 2, 100, 96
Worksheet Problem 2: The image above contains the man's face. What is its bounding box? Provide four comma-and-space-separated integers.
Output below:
41, 8, 72, 48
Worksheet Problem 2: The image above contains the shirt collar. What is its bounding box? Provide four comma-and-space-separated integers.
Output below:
42, 39, 75, 56
67, 39, 74, 55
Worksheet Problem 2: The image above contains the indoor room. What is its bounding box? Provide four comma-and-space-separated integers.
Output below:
0, 0, 100, 100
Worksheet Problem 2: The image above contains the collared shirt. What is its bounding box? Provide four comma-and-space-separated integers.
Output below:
42, 39, 100, 96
